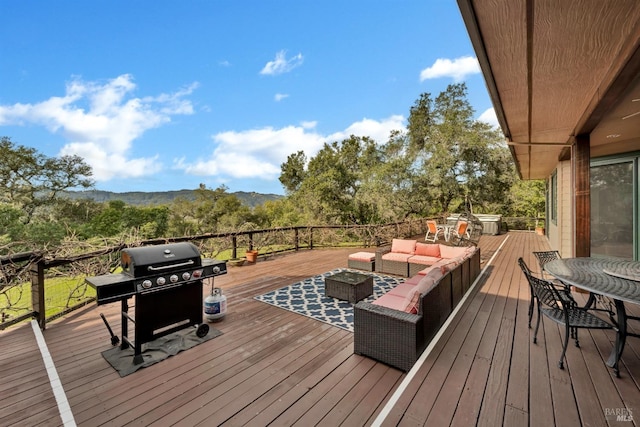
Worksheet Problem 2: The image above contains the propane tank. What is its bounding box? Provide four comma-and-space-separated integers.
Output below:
204, 287, 227, 321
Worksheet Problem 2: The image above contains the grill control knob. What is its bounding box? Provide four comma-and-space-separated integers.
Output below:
142, 280, 152, 289
182, 272, 191, 280
213, 266, 220, 274
156, 277, 166, 286
192, 269, 203, 279
170, 274, 179, 283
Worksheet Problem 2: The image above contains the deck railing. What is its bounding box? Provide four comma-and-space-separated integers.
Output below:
0, 216, 541, 331
1, 219, 430, 330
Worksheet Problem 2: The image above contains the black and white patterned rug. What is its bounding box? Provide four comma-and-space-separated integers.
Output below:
254, 268, 404, 332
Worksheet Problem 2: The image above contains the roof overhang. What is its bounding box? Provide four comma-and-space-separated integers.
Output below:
457, 0, 640, 179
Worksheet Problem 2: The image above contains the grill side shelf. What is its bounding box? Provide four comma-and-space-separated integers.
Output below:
86, 273, 136, 305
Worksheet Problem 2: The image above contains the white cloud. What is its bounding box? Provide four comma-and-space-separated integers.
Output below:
274, 93, 289, 102
177, 125, 324, 180
420, 56, 480, 82
60, 142, 163, 178
478, 107, 499, 128
326, 115, 405, 144
260, 50, 304, 75
0, 74, 197, 181
175, 115, 405, 181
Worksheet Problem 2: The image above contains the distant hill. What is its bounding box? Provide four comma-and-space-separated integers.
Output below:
63, 189, 282, 208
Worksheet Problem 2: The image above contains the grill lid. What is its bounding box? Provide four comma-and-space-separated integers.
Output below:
121, 242, 203, 277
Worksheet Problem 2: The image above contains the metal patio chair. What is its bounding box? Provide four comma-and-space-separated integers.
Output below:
518, 257, 616, 370
532, 250, 562, 279
534, 250, 602, 311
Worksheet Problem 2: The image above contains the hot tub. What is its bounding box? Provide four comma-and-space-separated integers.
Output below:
447, 214, 503, 235
474, 214, 503, 235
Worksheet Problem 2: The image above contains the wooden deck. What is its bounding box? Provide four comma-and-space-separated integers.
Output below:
2, 232, 640, 426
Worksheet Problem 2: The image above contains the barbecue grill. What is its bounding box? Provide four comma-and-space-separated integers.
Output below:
86, 242, 227, 364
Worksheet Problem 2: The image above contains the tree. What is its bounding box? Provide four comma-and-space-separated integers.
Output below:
277, 84, 517, 224
407, 83, 515, 214
253, 198, 307, 227
0, 137, 94, 223
167, 184, 253, 236
507, 179, 546, 218
283, 136, 387, 225
279, 151, 307, 194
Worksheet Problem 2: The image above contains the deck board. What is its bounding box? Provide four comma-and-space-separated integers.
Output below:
2, 233, 640, 426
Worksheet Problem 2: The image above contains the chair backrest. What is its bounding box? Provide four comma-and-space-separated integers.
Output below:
518, 257, 561, 310
427, 220, 438, 233
533, 250, 561, 268
532, 250, 561, 277
456, 221, 468, 236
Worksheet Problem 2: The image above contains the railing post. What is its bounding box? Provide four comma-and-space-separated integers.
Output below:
29, 259, 46, 330
309, 227, 313, 250
232, 236, 237, 259
294, 228, 299, 251
248, 232, 254, 251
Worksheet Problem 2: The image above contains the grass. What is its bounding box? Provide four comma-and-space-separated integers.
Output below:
2, 275, 96, 321
2, 238, 368, 325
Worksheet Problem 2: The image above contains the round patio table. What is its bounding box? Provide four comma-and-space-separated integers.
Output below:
545, 257, 640, 377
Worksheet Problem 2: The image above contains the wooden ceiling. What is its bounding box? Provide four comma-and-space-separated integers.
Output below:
458, 0, 640, 179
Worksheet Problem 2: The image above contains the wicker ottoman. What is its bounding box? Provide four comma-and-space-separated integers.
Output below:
325, 271, 374, 303
348, 252, 376, 271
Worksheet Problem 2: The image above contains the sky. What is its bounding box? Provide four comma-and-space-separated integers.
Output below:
0, 0, 497, 196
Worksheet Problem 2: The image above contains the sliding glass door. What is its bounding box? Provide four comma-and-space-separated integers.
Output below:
590, 156, 637, 260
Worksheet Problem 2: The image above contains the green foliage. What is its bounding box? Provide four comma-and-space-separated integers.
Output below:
506, 179, 546, 217
166, 184, 257, 236
63, 189, 280, 207
0, 83, 545, 252
407, 83, 516, 215
278, 83, 525, 224
279, 151, 307, 194
253, 198, 308, 227
284, 135, 389, 225
0, 136, 93, 224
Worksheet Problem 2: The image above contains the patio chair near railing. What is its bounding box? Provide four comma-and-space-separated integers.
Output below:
518, 257, 616, 370
447, 219, 468, 243
425, 220, 446, 242
447, 212, 483, 246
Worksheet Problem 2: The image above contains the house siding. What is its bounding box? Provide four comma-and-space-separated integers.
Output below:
548, 160, 573, 257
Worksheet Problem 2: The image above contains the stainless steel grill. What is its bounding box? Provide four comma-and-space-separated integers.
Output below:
86, 242, 227, 364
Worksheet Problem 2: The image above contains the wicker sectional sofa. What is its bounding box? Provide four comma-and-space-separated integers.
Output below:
354, 245, 481, 371
375, 239, 472, 277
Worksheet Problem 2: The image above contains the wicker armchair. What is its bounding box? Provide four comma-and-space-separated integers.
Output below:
375, 246, 410, 277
